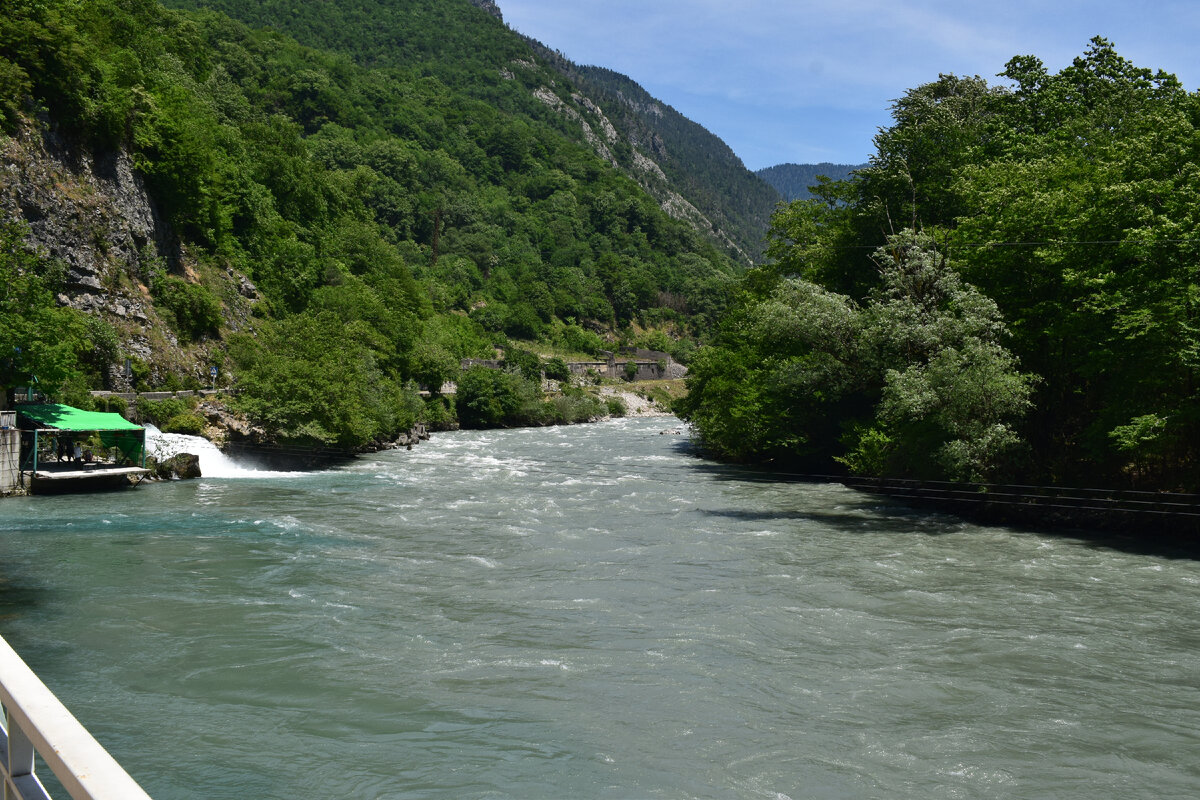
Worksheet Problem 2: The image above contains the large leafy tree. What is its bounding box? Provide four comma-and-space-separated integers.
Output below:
0, 222, 94, 404
840, 232, 1034, 481
679, 232, 1032, 481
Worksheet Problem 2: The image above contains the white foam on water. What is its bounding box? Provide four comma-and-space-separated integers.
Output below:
144, 425, 303, 479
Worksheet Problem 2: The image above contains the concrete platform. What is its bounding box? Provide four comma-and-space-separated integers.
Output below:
28, 465, 148, 481
21, 463, 149, 493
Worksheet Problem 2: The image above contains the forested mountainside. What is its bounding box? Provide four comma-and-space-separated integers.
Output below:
756, 162, 863, 202
679, 39, 1200, 493
163, 0, 778, 263
528, 59, 783, 262
1, 0, 744, 448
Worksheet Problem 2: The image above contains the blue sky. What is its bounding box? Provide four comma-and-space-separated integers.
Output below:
497, 0, 1200, 170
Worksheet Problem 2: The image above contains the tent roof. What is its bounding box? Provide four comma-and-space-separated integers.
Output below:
17, 404, 143, 433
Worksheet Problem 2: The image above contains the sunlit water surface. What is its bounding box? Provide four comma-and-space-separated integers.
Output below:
0, 417, 1197, 799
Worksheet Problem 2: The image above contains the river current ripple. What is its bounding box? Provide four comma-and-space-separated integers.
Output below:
0, 417, 1197, 799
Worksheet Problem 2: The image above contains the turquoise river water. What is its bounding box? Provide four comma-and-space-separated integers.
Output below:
0, 417, 1197, 799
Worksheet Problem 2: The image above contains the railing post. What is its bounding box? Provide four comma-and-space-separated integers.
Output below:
4, 704, 50, 800
7, 707, 35, 780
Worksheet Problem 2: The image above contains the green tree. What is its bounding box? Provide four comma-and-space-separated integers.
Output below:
229, 313, 413, 449
680, 231, 1034, 481
0, 222, 88, 401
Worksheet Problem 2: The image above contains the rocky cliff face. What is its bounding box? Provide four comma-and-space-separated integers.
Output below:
514, 49, 774, 264
523, 72, 751, 263
2, 120, 170, 318
1, 118, 254, 389
466, 0, 502, 21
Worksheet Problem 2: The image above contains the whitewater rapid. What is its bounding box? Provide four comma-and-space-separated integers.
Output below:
143, 425, 301, 478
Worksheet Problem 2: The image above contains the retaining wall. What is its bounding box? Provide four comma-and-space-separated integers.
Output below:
0, 412, 17, 494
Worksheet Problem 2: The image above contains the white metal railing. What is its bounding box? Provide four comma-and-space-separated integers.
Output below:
0, 635, 152, 800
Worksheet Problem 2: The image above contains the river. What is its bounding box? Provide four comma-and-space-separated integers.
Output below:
0, 417, 1197, 799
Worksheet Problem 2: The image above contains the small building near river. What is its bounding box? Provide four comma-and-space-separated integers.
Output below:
12, 404, 148, 494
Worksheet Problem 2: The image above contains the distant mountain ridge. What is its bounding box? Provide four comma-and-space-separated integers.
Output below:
757, 163, 865, 202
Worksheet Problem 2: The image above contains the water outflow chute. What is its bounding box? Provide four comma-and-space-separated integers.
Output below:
143, 426, 297, 478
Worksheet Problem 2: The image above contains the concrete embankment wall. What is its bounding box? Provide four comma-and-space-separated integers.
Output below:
0, 412, 18, 494
92, 389, 223, 403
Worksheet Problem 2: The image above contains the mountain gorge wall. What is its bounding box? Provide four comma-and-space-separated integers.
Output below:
1, 119, 250, 389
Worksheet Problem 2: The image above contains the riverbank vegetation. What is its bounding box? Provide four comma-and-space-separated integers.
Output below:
679, 39, 1200, 492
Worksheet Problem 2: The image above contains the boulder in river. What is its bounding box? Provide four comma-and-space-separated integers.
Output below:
154, 453, 201, 480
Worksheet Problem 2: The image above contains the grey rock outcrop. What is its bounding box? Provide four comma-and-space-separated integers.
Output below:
154, 452, 201, 480
466, 0, 502, 21
1, 122, 175, 296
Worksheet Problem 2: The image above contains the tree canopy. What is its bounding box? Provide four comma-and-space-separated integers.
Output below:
680, 39, 1200, 491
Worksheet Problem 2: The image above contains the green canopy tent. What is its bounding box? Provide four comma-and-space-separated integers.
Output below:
17, 403, 146, 473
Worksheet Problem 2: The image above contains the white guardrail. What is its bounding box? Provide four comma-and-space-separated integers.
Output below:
0, 635, 152, 800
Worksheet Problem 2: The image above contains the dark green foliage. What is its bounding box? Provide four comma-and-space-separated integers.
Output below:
152, 275, 222, 340
455, 364, 607, 428
455, 366, 529, 428
682, 39, 1200, 490
422, 394, 456, 431
409, 341, 459, 394
136, 396, 195, 428
229, 313, 417, 449
96, 394, 129, 416
542, 356, 570, 382
163, 412, 206, 435
502, 347, 542, 382
556, 323, 606, 357
0, 221, 95, 402
679, 232, 1035, 480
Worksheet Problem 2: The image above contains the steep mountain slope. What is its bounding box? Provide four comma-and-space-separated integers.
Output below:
165, 0, 780, 262
2, 0, 740, 446
534, 60, 783, 262
757, 163, 864, 201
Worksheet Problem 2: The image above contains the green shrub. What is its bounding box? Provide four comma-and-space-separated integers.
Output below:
547, 392, 606, 423
606, 397, 627, 417
543, 356, 571, 382
456, 366, 525, 428
560, 323, 606, 356
153, 275, 222, 341
228, 314, 414, 449
98, 395, 129, 417
410, 341, 458, 393
422, 395, 457, 430
502, 347, 542, 381
128, 358, 151, 392
136, 396, 193, 427
163, 412, 206, 435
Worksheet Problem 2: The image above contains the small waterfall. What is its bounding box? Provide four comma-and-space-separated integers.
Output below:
144, 425, 299, 478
